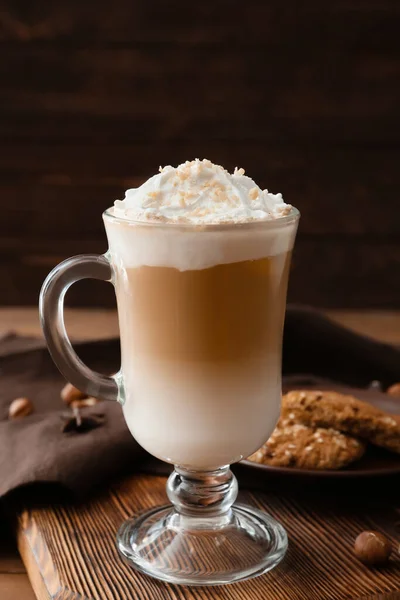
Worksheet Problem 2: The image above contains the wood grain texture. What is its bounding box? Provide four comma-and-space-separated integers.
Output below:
1, 145, 399, 236
1, 0, 400, 45
0, 0, 399, 308
16, 474, 400, 600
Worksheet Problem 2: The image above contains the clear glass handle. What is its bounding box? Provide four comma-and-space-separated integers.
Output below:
39, 254, 119, 402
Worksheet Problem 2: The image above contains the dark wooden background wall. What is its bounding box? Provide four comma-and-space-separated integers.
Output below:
0, 0, 399, 308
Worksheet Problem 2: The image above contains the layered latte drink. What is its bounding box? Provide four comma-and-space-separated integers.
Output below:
105, 159, 298, 469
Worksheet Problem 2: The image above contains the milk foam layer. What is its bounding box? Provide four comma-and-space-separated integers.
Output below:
113, 159, 291, 225
105, 219, 297, 271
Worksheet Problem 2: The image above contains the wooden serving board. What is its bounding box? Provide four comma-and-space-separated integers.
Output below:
15, 473, 400, 600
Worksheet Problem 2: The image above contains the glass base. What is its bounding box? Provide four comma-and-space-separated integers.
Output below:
116, 503, 288, 586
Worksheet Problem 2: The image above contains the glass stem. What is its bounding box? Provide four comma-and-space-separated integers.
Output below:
166, 466, 238, 519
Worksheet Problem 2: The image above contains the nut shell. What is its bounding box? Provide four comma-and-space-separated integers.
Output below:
61, 383, 87, 405
387, 383, 400, 397
354, 531, 391, 566
8, 397, 33, 419
70, 397, 100, 409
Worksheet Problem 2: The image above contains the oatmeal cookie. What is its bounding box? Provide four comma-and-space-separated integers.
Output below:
282, 390, 400, 453
248, 418, 366, 470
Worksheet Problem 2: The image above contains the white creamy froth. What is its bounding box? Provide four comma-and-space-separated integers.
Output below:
105, 159, 298, 271
112, 158, 291, 224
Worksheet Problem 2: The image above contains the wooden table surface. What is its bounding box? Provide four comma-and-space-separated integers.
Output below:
15, 473, 400, 600
1, 307, 399, 600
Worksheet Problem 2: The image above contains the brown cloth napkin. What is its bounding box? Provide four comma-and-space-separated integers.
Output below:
0, 306, 399, 499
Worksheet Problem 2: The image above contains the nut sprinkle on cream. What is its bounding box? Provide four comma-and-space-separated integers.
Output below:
113, 159, 292, 224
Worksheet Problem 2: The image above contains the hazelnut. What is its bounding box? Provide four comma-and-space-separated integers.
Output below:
8, 397, 33, 419
354, 531, 391, 566
387, 383, 400, 397
61, 383, 87, 405
70, 397, 100, 409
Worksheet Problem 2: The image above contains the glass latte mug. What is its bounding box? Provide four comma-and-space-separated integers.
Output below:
40, 207, 299, 586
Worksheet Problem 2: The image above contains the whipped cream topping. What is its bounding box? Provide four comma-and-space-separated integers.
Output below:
113, 159, 291, 224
